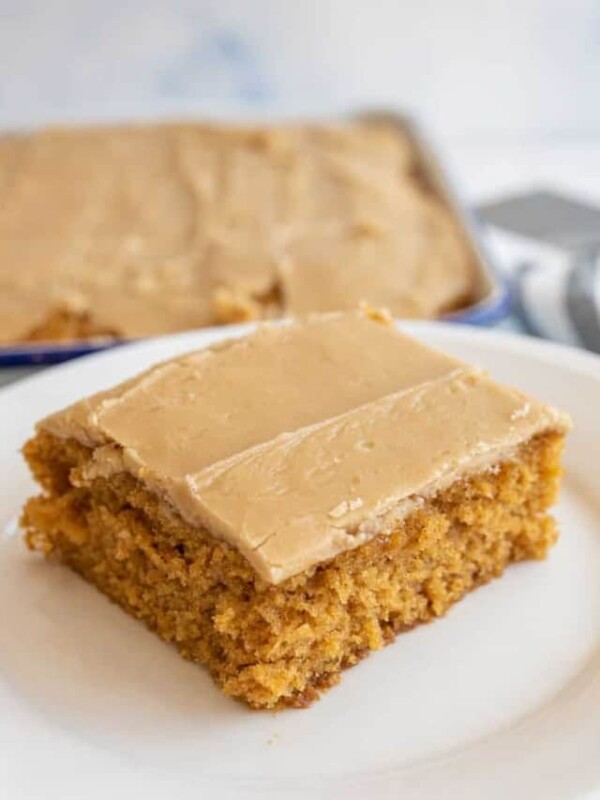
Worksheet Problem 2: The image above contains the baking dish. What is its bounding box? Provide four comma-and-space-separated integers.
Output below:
0, 112, 510, 366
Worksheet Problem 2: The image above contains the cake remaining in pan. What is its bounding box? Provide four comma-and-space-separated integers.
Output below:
0, 120, 475, 345
21, 310, 570, 708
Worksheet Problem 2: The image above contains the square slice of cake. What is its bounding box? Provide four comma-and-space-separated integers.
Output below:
21, 310, 571, 709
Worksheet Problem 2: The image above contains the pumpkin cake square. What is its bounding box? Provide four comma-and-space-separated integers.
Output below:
21, 310, 570, 708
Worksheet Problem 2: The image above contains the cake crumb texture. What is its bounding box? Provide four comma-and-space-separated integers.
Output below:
22, 429, 564, 709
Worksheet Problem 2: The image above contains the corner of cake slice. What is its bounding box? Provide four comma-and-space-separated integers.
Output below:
21, 309, 571, 709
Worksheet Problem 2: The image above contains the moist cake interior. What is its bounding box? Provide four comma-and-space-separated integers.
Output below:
23, 429, 564, 709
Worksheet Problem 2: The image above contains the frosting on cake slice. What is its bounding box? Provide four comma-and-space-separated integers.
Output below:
39, 310, 570, 583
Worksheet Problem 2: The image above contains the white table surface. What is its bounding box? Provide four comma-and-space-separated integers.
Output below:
1, 140, 598, 390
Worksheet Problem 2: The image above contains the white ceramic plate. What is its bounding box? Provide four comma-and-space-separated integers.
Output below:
0, 322, 599, 800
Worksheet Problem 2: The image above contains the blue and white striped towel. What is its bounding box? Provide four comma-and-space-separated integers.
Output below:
488, 231, 600, 353
514, 250, 600, 353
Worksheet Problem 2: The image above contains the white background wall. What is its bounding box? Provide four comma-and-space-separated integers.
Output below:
1, 0, 599, 146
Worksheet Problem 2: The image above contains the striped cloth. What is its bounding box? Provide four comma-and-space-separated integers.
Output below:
488, 229, 600, 353
513, 249, 600, 353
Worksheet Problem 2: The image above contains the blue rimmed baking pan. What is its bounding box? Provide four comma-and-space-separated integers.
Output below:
0, 111, 510, 367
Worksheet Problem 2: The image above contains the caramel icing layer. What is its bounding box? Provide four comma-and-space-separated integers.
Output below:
0, 121, 474, 343
38, 311, 570, 583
